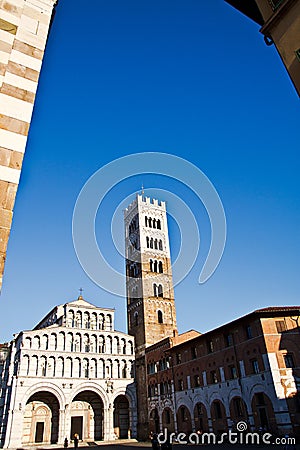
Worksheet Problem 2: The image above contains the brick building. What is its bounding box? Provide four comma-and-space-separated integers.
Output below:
146, 306, 300, 438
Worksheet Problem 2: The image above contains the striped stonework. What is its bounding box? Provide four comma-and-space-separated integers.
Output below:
0, 0, 57, 289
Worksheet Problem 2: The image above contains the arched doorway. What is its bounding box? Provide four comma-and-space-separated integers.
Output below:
194, 402, 209, 433
176, 405, 192, 435
113, 395, 129, 439
70, 391, 104, 441
149, 408, 160, 433
22, 391, 59, 445
210, 400, 228, 435
251, 392, 276, 433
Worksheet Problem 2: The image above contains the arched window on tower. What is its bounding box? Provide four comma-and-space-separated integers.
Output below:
150, 259, 153, 272
146, 236, 150, 248
145, 216, 148, 227
153, 218, 156, 229
157, 219, 161, 230
159, 240, 163, 251
158, 284, 163, 297
154, 239, 158, 250
150, 238, 154, 249
157, 310, 163, 324
149, 217, 152, 228
159, 261, 163, 273
153, 260, 158, 272
153, 284, 158, 297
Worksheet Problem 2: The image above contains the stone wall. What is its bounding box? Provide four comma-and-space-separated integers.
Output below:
0, 0, 57, 289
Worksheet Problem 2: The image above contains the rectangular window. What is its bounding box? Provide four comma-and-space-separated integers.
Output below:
284, 353, 295, 368
225, 333, 233, 347
178, 379, 184, 391
229, 365, 238, 379
194, 375, 201, 387
246, 325, 253, 339
176, 353, 182, 364
276, 320, 287, 333
207, 340, 214, 353
251, 359, 259, 374
210, 370, 218, 384
191, 347, 197, 359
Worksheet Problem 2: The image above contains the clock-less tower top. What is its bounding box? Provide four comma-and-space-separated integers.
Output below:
124, 194, 177, 355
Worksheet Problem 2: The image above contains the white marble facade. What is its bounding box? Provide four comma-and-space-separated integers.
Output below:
0, 296, 137, 448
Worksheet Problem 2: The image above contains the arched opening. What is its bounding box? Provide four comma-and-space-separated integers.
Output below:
113, 395, 129, 439
22, 391, 60, 445
158, 284, 163, 297
194, 402, 209, 433
177, 405, 192, 435
157, 310, 163, 324
210, 400, 228, 435
157, 219, 161, 229
251, 392, 276, 433
162, 408, 174, 432
71, 391, 104, 441
158, 261, 163, 273
229, 396, 248, 428
149, 408, 160, 433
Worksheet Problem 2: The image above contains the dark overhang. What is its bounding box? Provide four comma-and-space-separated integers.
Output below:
224, 0, 265, 25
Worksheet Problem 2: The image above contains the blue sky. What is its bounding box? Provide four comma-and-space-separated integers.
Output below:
1, 0, 299, 342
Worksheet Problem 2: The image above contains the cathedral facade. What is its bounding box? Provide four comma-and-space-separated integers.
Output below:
0, 296, 136, 447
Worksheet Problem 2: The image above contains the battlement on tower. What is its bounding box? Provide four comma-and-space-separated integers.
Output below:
124, 194, 166, 215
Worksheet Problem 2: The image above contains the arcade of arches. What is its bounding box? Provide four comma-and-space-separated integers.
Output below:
149, 393, 277, 435
21, 390, 132, 445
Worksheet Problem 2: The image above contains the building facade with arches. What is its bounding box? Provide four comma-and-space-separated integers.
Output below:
0, 296, 137, 447
146, 306, 300, 439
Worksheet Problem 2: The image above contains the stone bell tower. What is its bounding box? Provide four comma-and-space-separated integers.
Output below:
124, 194, 177, 439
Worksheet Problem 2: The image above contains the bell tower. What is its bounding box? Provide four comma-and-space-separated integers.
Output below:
124, 194, 177, 352
124, 194, 177, 439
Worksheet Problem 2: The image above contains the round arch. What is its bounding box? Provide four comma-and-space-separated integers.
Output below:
210, 400, 228, 435
22, 382, 64, 411
176, 405, 192, 435
162, 407, 174, 432
229, 396, 249, 429
68, 381, 108, 407
22, 391, 60, 445
113, 395, 129, 439
194, 402, 209, 433
251, 392, 276, 433
149, 408, 160, 434
70, 390, 104, 441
